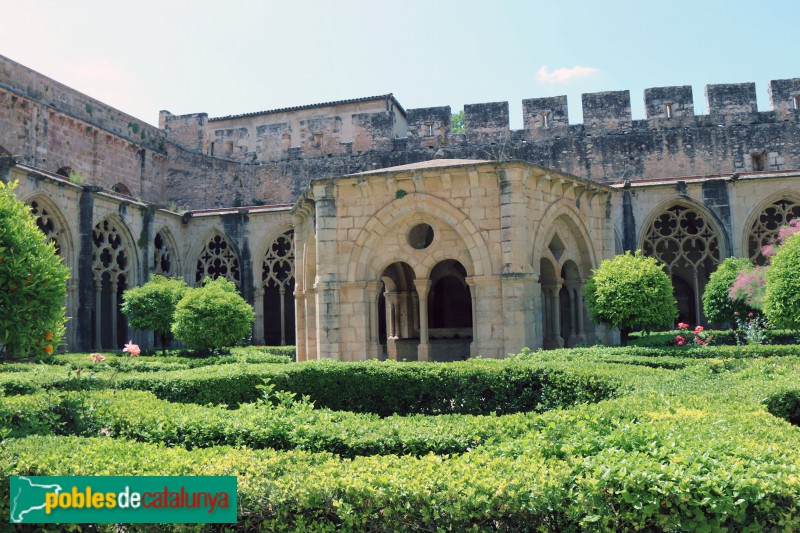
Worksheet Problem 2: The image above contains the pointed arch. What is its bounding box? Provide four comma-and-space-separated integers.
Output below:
531, 199, 598, 277
741, 191, 800, 265
348, 192, 491, 284
91, 214, 137, 349
152, 225, 180, 277
21, 194, 74, 268
259, 225, 296, 346
190, 227, 242, 287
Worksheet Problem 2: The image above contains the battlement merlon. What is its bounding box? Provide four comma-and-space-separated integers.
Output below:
705, 83, 757, 122
159, 111, 209, 153
769, 78, 800, 119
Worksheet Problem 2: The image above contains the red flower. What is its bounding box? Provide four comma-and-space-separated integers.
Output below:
675, 335, 686, 346
677, 322, 689, 330
693, 326, 704, 334
748, 312, 754, 318
734, 311, 739, 316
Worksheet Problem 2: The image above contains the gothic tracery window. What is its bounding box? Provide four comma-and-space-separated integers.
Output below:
262, 230, 295, 345
153, 230, 174, 276
642, 204, 721, 325
92, 218, 130, 349
195, 234, 240, 285
748, 199, 800, 265
29, 200, 63, 256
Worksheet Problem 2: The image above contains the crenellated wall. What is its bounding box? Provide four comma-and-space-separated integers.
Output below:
2, 53, 800, 210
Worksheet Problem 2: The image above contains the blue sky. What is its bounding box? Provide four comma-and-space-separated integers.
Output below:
1, 0, 798, 128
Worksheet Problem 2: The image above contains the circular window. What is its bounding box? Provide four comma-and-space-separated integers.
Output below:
408, 223, 434, 250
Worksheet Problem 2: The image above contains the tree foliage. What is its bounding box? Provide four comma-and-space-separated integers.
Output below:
763, 233, 800, 330
703, 257, 759, 324
172, 277, 255, 352
584, 251, 677, 344
121, 275, 188, 353
0, 180, 69, 358
451, 111, 465, 134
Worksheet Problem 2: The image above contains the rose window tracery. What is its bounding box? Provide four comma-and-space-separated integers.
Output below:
642, 205, 721, 271
195, 234, 240, 285
748, 199, 800, 265
262, 230, 294, 289
92, 219, 129, 283
29, 200, 62, 256
153, 231, 174, 276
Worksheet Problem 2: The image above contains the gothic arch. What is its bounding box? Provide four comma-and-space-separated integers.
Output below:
190, 228, 242, 287
21, 194, 74, 267
638, 197, 730, 259
531, 200, 598, 275
152, 226, 180, 277
348, 192, 491, 283
639, 199, 724, 325
741, 192, 800, 266
259, 227, 296, 345
91, 215, 137, 349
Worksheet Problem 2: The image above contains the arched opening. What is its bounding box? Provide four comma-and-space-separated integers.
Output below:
540, 258, 563, 349
195, 233, 240, 287
153, 230, 176, 276
92, 218, 131, 349
262, 230, 295, 346
378, 262, 416, 360
748, 199, 800, 265
672, 275, 697, 326
642, 204, 721, 326
559, 260, 586, 347
29, 200, 64, 257
427, 259, 472, 361
111, 182, 133, 196
56, 166, 73, 178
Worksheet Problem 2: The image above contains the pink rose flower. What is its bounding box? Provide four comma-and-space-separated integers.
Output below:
90, 353, 106, 362
677, 322, 689, 330
123, 340, 141, 357
693, 326, 704, 334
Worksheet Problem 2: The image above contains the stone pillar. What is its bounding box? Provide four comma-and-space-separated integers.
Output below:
411, 291, 420, 336
386, 291, 398, 360
500, 273, 537, 356
552, 282, 564, 348
253, 287, 265, 345
279, 286, 287, 346
110, 279, 118, 349
294, 289, 306, 361
94, 278, 102, 350
305, 287, 316, 360
415, 280, 431, 362
366, 282, 381, 359
565, 284, 577, 346
77, 186, 98, 352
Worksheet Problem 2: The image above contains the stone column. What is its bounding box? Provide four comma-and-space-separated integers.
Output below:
294, 289, 306, 361
575, 284, 586, 344
415, 280, 431, 362
366, 282, 381, 359
253, 287, 265, 345
305, 287, 316, 360
279, 286, 287, 346
94, 278, 102, 350
565, 284, 577, 346
552, 282, 564, 348
110, 279, 118, 349
386, 291, 398, 360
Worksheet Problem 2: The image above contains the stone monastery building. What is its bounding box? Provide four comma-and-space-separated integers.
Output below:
2, 53, 800, 360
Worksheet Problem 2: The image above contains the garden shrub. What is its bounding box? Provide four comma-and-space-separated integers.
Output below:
172, 277, 255, 352
0, 181, 69, 359
764, 232, 800, 330
120, 275, 187, 353
765, 389, 800, 426
703, 257, 759, 324
584, 251, 677, 344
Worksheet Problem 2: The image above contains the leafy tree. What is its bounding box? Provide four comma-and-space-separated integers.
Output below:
763, 232, 800, 330
451, 111, 465, 133
703, 257, 759, 324
121, 275, 188, 353
172, 277, 255, 353
584, 251, 677, 345
0, 180, 69, 358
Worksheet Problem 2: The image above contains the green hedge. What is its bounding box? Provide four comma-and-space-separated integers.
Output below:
629, 329, 800, 347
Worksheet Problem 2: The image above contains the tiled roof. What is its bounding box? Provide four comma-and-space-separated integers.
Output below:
350, 159, 494, 176
208, 94, 406, 122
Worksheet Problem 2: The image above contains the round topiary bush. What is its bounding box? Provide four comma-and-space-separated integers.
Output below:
172, 277, 255, 353
584, 250, 677, 345
0, 180, 69, 358
764, 232, 800, 330
121, 274, 188, 353
703, 257, 759, 324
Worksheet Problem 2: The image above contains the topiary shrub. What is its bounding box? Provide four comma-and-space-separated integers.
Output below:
703, 257, 759, 324
172, 277, 254, 353
121, 275, 188, 353
0, 181, 69, 359
764, 232, 800, 330
584, 251, 677, 345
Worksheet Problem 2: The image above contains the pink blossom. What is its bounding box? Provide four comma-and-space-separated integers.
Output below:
123, 340, 141, 357
675, 335, 686, 346
734, 311, 739, 316
90, 353, 106, 363
694, 326, 704, 334
748, 312, 754, 318
100, 428, 110, 436
677, 322, 689, 330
